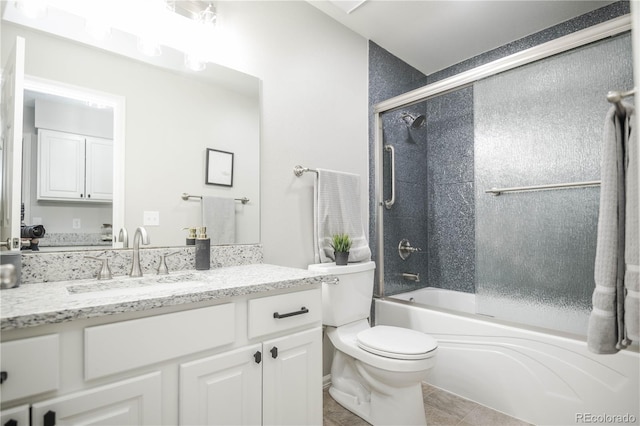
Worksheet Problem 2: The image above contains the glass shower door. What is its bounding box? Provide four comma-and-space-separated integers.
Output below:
474, 33, 633, 336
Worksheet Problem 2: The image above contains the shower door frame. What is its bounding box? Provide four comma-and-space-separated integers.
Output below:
373, 15, 632, 297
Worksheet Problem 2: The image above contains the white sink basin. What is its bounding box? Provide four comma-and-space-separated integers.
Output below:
66, 271, 208, 294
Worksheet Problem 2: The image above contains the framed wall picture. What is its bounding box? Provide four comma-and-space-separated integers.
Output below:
206, 148, 234, 187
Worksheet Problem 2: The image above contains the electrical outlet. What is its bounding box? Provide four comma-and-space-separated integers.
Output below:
72, 218, 81, 229
143, 211, 160, 226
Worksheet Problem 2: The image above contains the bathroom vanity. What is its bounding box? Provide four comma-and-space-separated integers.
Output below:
0, 263, 326, 425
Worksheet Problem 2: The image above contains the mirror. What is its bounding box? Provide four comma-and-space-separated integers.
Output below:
1, 2, 260, 251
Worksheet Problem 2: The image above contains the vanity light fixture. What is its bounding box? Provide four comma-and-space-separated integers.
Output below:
198, 3, 217, 27
182, 2, 217, 71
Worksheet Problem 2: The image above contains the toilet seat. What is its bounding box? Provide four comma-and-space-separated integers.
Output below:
357, 325, 437, 360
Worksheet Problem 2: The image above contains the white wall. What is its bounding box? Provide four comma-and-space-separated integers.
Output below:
213, 1, 370, 268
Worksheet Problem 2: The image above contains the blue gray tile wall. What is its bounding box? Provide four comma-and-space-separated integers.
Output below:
368, 42, 427, 296
368, 1, 630, 297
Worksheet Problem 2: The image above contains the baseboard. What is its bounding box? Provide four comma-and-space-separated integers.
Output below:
323, 374, 332, 389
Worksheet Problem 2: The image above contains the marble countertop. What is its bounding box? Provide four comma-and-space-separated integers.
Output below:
1, 264, 328, 331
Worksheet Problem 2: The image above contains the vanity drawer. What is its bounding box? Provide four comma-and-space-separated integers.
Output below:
0, 334, 60, 402
248, 288, 321, 339
85, 303, 235, 380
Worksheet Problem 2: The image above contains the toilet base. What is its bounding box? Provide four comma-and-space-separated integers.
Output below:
329, 385, 374, 424
328, 380, 428, 426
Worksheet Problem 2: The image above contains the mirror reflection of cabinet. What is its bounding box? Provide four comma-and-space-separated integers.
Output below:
37, 129, 113, 202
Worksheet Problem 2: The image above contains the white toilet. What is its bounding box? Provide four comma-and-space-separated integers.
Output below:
309, 261, 437, 426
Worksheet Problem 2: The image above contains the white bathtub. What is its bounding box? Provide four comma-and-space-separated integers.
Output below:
376, 288, 640, 426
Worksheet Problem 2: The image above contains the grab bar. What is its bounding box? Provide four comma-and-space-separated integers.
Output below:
384, 145, 395, 209
485, 180, 600, 196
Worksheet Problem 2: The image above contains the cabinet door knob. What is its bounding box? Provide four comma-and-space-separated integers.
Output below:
44, 411, 56, 426
254, 351, 262, 364
0, 371, 7, 384
270, 346, 278, 359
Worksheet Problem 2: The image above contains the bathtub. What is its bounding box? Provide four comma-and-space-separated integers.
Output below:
376, 288, 639, 426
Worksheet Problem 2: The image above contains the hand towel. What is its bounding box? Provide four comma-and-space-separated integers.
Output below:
314, 169, 371, 263
588, 103, 637, 353
201, 196, 236, 245
623, 104, 638, 342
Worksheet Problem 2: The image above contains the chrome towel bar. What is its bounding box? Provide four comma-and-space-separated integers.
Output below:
181, 193, 250, 204
293, 165, 318, 176
485, 180, 601, 196
607, 88, 635, 118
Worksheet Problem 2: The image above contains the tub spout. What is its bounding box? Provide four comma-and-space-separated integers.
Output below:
402, 273, 420, 282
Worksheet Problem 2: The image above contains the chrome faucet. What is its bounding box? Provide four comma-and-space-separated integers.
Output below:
118, 227, 129, 248
130, 227, 150, 277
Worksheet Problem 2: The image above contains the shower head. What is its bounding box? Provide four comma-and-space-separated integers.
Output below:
401, 112, 426, 129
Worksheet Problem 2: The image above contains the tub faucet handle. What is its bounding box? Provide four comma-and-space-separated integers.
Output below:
398, 239, 422, 260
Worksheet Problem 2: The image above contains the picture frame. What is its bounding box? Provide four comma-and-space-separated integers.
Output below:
205, 148, 234, 187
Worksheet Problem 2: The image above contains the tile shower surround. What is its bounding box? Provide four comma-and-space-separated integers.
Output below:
368, 1, 630, 297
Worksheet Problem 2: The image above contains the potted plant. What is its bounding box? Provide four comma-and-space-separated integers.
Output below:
331, 233, 352, 265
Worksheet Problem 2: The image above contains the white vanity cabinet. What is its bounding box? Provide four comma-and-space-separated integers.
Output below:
179, 288, 323, 426
0, 404, 29, 426
0, 286, 322, 426
37, 129, 113, 202
179, 328, 322, 426
30, 372, 162, 426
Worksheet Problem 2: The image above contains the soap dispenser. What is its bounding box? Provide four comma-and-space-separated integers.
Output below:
184, 227, 197, 246
195, 227, 210, 270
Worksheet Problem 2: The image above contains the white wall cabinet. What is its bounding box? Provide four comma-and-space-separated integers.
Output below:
37, 129, 112, 202
0, 287, 322, 425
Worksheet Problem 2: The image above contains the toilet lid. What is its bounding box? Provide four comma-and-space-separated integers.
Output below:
356, 326, 438, 360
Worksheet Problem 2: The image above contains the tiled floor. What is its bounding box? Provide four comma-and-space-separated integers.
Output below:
323, 383, 532, 426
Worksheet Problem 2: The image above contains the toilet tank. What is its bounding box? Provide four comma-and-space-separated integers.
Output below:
308, 261, 375, 327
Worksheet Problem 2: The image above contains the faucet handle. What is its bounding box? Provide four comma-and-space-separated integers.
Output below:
85, 256, 113, 280
157, 251, 180, 275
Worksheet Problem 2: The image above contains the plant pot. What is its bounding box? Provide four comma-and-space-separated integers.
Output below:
334, 251, 349, 266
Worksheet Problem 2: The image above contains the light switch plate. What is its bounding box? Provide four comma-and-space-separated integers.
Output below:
143, 211, 160, 226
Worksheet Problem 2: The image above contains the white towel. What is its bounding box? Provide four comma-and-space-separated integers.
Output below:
201, 196, 235, 245
313, 169, 371, 264
588, 103, 638, 354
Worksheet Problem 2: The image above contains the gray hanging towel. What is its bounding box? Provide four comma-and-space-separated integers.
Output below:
201, 196, 236, 245
588, 103, 637, 353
